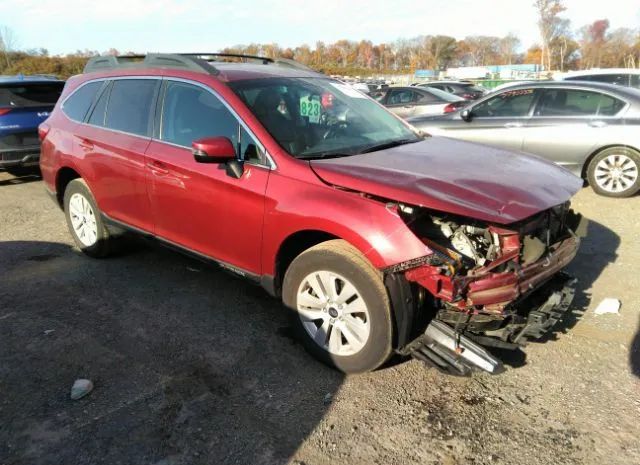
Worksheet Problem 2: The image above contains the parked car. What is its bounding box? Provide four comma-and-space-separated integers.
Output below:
562, 69, 640, 89
0, 75, 64, 171
40, 53, 584, 375
417, 80, 487, 100
372, 86, 466, 118
409, 81, 640, 198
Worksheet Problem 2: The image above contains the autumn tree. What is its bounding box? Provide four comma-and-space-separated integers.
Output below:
579, 19, 610, 68
533, 0, 567, 70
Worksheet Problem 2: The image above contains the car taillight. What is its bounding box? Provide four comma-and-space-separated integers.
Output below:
0, 108, 11, 116
38, 123, 51, 141
443, 103, 458, 113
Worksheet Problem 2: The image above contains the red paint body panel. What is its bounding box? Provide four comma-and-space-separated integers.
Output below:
40, 64, 581, 308
310, 137, 583, 224
144, 140, 269, 274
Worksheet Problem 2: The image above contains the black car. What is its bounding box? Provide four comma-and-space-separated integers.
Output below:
408, 81, 640, 198
417, 81, 487, 100
563, 70, 640, 89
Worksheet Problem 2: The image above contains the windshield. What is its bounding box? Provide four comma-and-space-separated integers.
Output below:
229, 77, 420, 159
0, 82, 64, 108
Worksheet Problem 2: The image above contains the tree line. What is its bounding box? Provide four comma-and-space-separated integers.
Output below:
1, 2, 638, 80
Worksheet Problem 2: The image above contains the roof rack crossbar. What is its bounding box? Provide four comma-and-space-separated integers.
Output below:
83, 52, 316, 75
181, 53, 274, 65
83, 54, 220, 75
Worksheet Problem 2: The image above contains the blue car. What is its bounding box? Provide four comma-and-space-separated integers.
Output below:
0, 75, 64, 171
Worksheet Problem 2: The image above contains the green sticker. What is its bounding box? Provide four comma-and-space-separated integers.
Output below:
300, 95, 321, 123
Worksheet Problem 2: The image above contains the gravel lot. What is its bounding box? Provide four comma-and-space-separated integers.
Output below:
1, 167, 639, 465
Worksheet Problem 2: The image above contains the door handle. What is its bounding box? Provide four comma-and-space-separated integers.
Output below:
589, 120, 607, 128
78, 139, 94, 150
403, 105, 414, 109
504, 122, 523, 128
146, 161, 169, 175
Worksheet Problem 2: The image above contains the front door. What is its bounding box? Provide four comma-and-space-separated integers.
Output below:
429, 88, 540, 151
145, 79, 270, 275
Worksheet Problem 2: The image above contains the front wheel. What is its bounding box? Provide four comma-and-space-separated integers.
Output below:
282, 240, 393, 373
587, 147, 640, 198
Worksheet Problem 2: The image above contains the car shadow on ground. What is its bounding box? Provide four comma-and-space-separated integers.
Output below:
630, 317, 640, 378
0, 240, 343, 465
0, 167, 42, 186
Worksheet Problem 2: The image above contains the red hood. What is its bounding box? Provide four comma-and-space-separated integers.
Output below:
310, 137, 582, 224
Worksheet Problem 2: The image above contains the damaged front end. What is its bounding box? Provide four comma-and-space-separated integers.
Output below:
387, 202, 587, 376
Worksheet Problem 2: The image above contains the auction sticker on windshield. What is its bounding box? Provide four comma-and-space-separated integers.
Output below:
300, 95, 321, 123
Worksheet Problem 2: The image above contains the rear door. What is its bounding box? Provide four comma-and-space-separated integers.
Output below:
77, 78, 160, 232
426, 88, 539, 151
144, 79, 270, 275
522, 87, 626, 173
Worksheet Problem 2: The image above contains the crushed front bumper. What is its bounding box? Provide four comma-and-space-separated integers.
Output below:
402, 273, 577, 375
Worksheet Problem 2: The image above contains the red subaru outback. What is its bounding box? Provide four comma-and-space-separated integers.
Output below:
39, 54, 585, 374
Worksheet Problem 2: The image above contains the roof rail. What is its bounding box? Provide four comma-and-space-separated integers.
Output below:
83, 53, 316, 75
83, 54, 220, 75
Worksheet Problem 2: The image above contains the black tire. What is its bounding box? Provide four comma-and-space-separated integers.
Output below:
282, 239, 393, 373
586, 146, 640, 198
63, 178, 112, 257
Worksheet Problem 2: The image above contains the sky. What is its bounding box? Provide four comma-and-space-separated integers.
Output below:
0, 0, 639, 55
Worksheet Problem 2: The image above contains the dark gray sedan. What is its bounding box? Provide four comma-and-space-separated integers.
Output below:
409, 81, 640, 197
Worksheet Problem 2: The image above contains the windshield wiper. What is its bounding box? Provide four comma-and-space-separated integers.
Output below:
358, 138, 421, 154
296, 152, 354, 160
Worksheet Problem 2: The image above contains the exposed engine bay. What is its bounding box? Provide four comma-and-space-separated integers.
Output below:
387, 202, 587, 376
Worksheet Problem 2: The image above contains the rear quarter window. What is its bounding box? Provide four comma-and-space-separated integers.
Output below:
62, 81, 103, 122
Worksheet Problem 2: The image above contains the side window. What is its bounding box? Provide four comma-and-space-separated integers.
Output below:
472, 88, 536, 117
239, 126, 262, 164
62, 81, 102, 122
388, 90, 415, 104
87, 82, 111, 126
588, 74, 629, 86
536, 89, 625, 117
632, 75, 640, 89
104, 79, 159, 137
161, 81, 240, 150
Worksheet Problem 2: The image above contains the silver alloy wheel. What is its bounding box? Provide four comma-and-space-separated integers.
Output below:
594, 153, 639, 193
296, 270, 371, 356
68, 192, 98, 247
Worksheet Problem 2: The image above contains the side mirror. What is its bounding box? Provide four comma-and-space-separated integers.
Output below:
460, 108, 472, 122
192, 137, 237, 163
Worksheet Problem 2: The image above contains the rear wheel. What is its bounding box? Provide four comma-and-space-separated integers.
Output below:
587, 147, 640, 198
282, 240, 393, 373
63, 179, 113, 257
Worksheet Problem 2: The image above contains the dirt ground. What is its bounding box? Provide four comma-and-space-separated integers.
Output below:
1, 167, 639, 465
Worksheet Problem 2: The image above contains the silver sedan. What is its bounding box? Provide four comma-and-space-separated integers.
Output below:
408, 81, 640, 197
